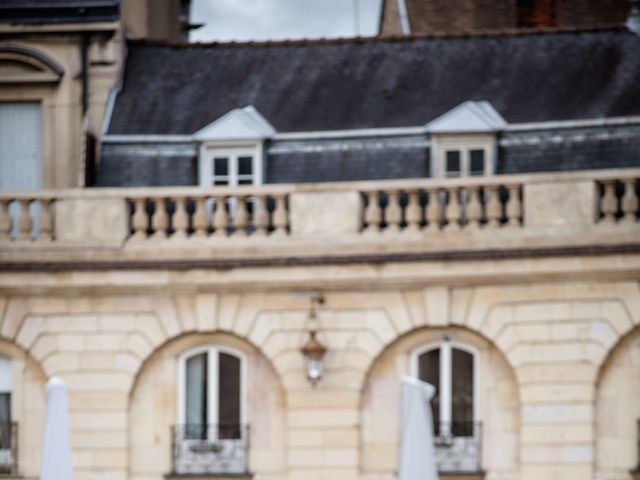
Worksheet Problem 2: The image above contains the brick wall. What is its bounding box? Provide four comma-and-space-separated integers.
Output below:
379, 0, 629, 34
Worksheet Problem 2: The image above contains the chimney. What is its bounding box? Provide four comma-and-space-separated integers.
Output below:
627, 0, 640, 34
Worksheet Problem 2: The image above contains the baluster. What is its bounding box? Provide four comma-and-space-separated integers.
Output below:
444, 188, 462, 231
385, 191, 402, 233
271, 194, 288, 236
192, 197, 208, 237
426, 189, 441, 231
466, 186, 482, 229
233, 196, 248, 237
17, 199, 33, 241
362, 191, 381, 234
252, 195, 268, 236
621, 179, 638, 223
172, 197, 189, 239
38, 199, 53, 242
404, 190, 421, 233
485, 186, 502, 227
151, 198, 169, 239
600, 180, 617, 223
213, 196, 229, 237
505, 185, 522, 227
130, 198, 148, 240
0, 199, 11, 240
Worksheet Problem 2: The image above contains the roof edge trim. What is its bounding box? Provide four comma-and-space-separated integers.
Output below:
194, 105, 276, 141
126, 25, 628, 49
101, 114, 640, 143
426, 101, 507, 133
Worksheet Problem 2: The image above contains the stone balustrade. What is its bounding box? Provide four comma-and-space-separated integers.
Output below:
0, 193, 55, 242
360, 179, 523, 234
126, 189, 290, 240
0, 169, 638, 263
598, 177, 640, 224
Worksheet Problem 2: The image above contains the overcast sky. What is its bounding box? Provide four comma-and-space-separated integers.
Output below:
191, 0, 383, 42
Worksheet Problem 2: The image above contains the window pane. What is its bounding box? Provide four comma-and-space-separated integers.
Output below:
470, 150, 485, 176
213, 178, 229, 186
238, 178, 253, 185
238, 156, 253, 176
0, 357, 10, 392
185, 352, 207, 437
214, 157, 228, 176
218, 352, 241, 439
0, 394, 9, 424
445, 151, 461, 177
451, 348, 474, 436
0, 394, 10, 449
418, 349, 440, 434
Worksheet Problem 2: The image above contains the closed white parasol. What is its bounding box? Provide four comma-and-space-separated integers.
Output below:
40, 377, 73, 480
398, 377, 438, 480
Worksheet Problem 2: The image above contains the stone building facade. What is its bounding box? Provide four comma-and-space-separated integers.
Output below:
1, 3, 640, 480
1, 170, 639, 480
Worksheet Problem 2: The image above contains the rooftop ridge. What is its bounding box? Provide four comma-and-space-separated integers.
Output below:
128, 24, 629, 49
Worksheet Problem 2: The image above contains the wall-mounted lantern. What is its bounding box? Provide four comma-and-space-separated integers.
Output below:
300, 295, 326, 385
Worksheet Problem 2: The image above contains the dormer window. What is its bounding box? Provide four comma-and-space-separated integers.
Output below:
201, 147, 260, 187
195, 106, 275, 188
445, 148, 486, 177
426, 101, 506, 179
440, 141, 491, 178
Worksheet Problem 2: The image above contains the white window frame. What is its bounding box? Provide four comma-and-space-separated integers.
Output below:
431, 134, 495, 179
411, 341, 479, 434
198, 142, 264, 188
177, 345, 246, 431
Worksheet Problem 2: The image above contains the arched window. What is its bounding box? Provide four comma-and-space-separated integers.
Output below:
413, 341, 480, 472
178, 346, 244, 440
412, 341, 477, 437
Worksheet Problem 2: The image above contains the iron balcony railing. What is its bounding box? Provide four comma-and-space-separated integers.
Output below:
170, 424, 249, 476
0, 422, 17, 475
434, 421, 482, 474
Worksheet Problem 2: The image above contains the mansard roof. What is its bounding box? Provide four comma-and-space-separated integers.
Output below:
108, 28, 640, 135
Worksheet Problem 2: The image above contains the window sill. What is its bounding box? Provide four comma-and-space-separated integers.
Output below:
165, 474, 252, 480
439, 472, 485, 480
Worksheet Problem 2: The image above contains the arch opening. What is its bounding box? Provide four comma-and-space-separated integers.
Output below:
360, 326, 520, 480
128, 331, 286, 479
595, 326, 640, 480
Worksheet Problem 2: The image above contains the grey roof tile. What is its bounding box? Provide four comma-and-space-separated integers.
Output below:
109, 29, 640, 135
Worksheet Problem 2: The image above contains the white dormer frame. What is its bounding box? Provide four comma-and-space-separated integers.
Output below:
426, 101, 506, 178
195, 106, 276, 187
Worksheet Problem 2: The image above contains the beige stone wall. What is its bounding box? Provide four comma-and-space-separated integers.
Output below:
0, 273, 638, 480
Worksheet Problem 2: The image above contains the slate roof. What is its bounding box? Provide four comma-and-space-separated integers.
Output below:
108, 28, 640, 135
0, 1, 120, 24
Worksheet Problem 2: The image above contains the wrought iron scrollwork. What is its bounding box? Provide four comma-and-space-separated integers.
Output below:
434, 421, 482, 473
171, 424, 249, 475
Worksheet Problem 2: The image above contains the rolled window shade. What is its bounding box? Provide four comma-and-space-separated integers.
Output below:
0, 102, 42, 190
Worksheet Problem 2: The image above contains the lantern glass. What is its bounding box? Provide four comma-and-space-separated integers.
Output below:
306, 356, 324, 383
